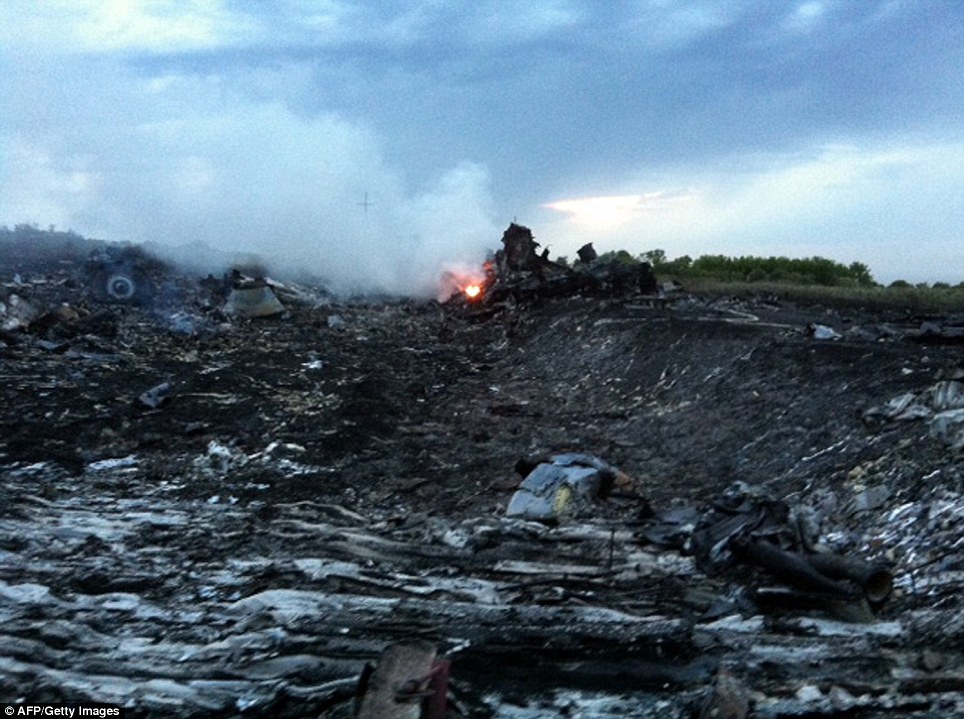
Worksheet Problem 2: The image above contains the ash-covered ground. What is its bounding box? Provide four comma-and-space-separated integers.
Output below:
1, 237, 962, 718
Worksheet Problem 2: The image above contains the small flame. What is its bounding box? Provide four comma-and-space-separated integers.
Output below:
464, 284, 482, 299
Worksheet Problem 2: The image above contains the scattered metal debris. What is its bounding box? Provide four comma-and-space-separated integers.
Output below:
911, 317, 964, 345
505, 453, 634, 522
864, 376, 964, 450
0, 293, 42, 331
224, 278, 285, 318
805, 322, 841, 340
1, 231, 962, 717
136, 381, 173, 410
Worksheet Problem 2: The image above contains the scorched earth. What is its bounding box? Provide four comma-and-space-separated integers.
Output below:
1, 234, 962, 718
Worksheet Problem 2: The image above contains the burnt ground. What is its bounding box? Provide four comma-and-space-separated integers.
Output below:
1, 247, 963, 718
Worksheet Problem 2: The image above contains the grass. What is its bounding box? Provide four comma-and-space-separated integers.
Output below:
667, 277, 964, 316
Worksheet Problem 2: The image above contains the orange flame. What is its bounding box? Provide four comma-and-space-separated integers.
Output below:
464, 284, 482, 300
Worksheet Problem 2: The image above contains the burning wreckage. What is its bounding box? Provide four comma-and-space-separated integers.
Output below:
1, 225, 963, 718
442, 223, 659, 310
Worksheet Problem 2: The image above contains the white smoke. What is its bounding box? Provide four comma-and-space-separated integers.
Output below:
1, 71, 501, 297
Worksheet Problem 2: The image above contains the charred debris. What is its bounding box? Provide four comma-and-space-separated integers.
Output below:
1, 225, 963, 717
444, 223, 659, 313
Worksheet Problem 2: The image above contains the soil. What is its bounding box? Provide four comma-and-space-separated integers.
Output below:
1, 241, 962, 717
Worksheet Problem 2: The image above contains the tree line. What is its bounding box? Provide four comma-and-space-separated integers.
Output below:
634, 249, 877, 287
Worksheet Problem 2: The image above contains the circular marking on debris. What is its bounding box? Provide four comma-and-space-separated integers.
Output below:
106, 274, 137, 300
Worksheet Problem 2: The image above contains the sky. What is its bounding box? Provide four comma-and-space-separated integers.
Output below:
1, 0, 962, 293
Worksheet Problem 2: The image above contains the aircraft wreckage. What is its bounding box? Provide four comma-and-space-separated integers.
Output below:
1, 225, 962, 717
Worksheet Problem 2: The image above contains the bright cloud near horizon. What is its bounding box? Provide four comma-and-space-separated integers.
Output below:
1, 1, 961, 290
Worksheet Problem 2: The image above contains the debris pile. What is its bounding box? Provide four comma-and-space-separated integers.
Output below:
451, 222, 658, 309
863, 370, 964, 451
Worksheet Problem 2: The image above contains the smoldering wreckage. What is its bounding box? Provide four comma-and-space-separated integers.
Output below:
1, 225, 963, 719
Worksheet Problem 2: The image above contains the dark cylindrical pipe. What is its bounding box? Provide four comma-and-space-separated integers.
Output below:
806, 552, 893, 604
733, 540, 859, 599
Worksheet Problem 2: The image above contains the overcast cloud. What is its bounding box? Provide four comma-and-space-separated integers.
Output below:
1, 0, 961, 290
